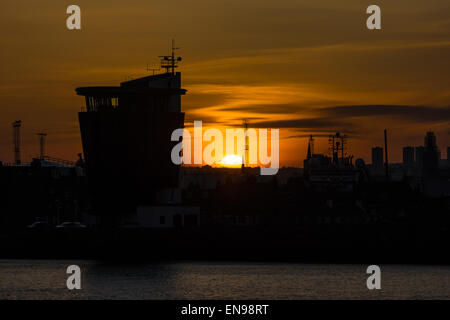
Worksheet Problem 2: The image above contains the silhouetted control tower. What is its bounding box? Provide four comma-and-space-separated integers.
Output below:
76, 59, 186, 216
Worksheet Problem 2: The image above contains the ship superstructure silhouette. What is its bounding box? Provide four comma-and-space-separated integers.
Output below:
76, 45, 185, 219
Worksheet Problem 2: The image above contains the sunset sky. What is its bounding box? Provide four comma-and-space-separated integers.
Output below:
1, 0, 449, 166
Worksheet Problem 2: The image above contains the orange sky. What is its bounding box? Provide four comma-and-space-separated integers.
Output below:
0, 0, 449, 166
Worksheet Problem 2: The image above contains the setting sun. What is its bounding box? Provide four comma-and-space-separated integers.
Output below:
219, 154, 243, 167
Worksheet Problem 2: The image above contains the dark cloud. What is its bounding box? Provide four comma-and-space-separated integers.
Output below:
248, 105, 450, 133
250, 117, 358, 134
184, 114, 225, 127
215, 103, 309, 114
285, 133, 337, 139
182, 92, 229, 111
188, 105, 450, 139
226, 117, 266, 127
319, 105, 450, 123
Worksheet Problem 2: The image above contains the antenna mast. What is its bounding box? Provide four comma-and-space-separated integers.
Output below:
328, 132, 348, 165
159, 39, 182, 75
37, 133, 47, 160
12, 120, 22, 165
242, 120, 249, 168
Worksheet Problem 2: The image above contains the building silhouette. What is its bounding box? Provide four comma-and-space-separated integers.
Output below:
76, 71, 186, 217
371, 147, 383, 170
424, 131, 437, 149
402, 146, 415, 166
447, 146, 450, 165
415, 146, 424, 168
422, 132, 440, 173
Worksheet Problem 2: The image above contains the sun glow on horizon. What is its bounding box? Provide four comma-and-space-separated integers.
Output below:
219, 154, 243, 167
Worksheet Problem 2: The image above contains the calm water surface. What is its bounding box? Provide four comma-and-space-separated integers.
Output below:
0, 260, 449, 299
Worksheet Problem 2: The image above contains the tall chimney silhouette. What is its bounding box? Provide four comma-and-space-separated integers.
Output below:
12, 120, 22, 165
384, 129, 389, 180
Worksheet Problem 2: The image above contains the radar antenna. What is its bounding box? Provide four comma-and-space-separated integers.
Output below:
159, 39, 182, 75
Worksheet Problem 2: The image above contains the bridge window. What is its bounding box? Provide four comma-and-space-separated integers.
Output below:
85, 96, 119, 111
